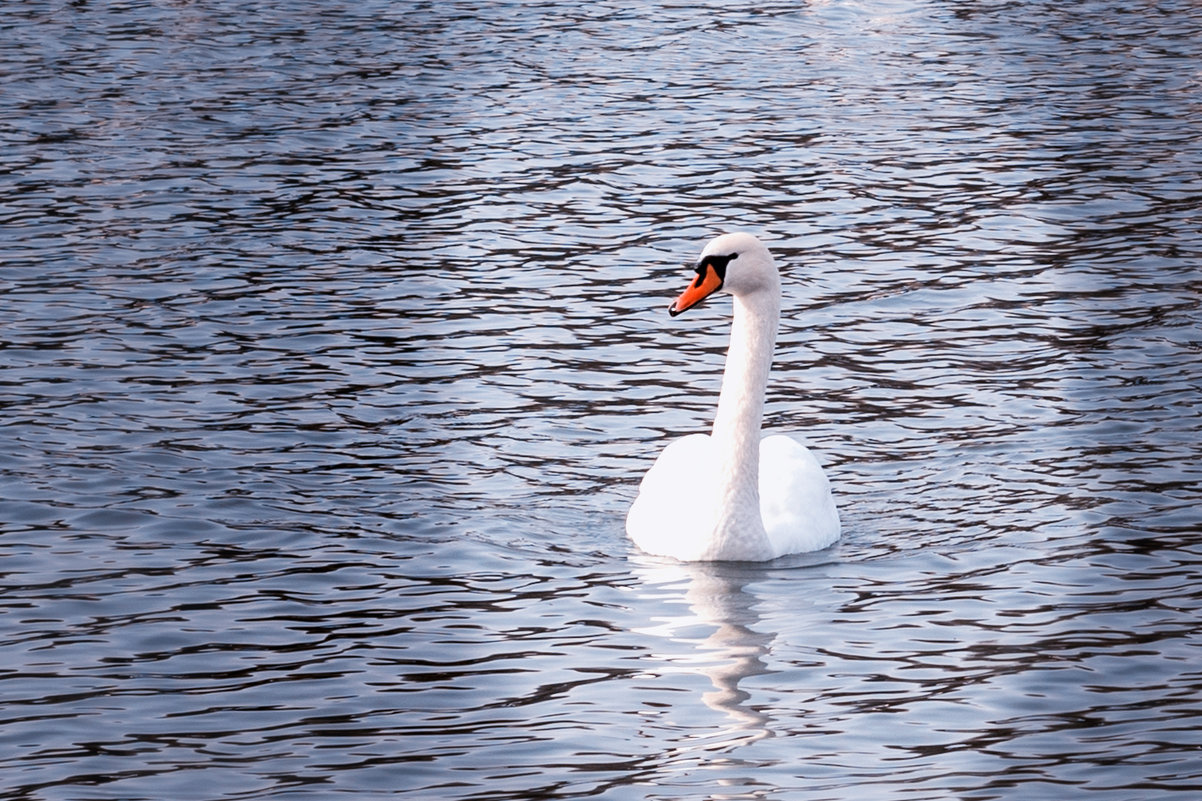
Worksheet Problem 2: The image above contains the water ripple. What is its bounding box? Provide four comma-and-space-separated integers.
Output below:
3, 0, 1202, 798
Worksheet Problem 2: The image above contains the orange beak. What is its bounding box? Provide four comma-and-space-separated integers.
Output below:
669, 263, 724, 317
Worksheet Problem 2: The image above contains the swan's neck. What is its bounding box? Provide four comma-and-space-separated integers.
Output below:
707, 288, 779, 558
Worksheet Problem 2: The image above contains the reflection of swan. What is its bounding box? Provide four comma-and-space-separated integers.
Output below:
636, 562, 777, 749
628, 233, 840, 561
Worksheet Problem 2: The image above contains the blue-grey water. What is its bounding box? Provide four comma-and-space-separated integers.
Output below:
3, 1, 1202, 799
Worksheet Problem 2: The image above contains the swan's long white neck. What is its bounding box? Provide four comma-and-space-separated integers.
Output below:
706, 284, 780, 559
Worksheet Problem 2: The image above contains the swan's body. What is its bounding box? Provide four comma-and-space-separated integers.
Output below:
627, 233, 840, 561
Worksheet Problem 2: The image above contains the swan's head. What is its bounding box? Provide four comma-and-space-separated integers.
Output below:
668, 232, 777, 317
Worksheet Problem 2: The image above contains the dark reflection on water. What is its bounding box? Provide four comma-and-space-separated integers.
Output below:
3, 0, 1202, 798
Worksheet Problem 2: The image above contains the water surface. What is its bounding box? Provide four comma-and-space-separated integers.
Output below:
3, 1, 1202, 798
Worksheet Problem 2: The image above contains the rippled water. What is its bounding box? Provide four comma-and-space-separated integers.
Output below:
4, 1, 1202, 798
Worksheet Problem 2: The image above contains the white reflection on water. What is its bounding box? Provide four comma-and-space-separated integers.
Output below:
635, 561, 781, 754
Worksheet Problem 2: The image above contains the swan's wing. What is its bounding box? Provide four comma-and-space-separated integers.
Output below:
759, 434, 841, 555
626, 433, 718, 560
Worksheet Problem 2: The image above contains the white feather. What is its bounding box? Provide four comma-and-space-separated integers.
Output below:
627, 233, 841, 561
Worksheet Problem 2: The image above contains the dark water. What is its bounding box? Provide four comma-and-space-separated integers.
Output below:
3, 1, 1202, 798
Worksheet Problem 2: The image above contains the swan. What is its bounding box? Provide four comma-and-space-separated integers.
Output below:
626, 233, 841, 562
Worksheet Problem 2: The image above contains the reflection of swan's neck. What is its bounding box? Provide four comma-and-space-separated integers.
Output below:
702, 620, 774, 736
708, 289, 780, 556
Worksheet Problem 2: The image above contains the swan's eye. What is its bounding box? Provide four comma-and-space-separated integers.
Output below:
701, 252, 739, 282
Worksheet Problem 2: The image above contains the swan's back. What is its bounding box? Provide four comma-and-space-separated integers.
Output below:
626, 434, 720, 562
626, 433, 839, 561
758, 434, 841, 556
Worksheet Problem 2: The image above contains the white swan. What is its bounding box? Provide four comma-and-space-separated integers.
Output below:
627, 233, 841, 562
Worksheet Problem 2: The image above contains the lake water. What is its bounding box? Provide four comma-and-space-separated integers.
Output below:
3, 1, 1202, 798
